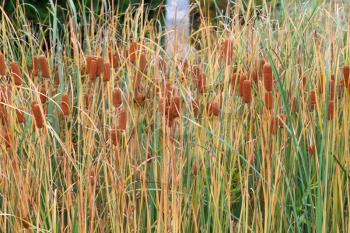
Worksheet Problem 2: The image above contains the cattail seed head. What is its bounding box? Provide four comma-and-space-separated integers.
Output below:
310, 90, 316, 109
16, 108, 25, 123
231, 71, 237, 92
39, 85, 47, 104
87, 57, 97, 81
139, 53, 147, 73
0, 52, 6, 75
32, 102, 44, 128
135, 90, 146, 104
263, 63, 273, 91
328, 101, 334, 120
242, 80, 252, 104
112, 88, 122, 108
118, 108, 127, 131
10, 62, 21, 85
32, 56, 39, 76
342, 65, 349, 87
238, 75, 246, 97
270, 117, 276, 135
96, 57, 104, 76
207, 99, 220, 117
103, 63, 111, 81
61, 93, 70, 116
308, 144, 316, 155
264, 91, 274, 110
169, 96, 181, 118
191, 100, 199, 117
110, 128, 119, 146
38, 55, 50, 78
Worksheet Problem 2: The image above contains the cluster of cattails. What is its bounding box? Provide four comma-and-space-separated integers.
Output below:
263, 63, 274, 110
192, 66, 206, 94
158, 82, 181, 126
86, 55, 111, 81
125, 42, 147, 73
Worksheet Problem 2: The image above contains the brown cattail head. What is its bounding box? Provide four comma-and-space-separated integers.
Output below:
231, 70, 237, 92
135, 90, 146, 104
252, 69, 258, 83
343, 65, 350, 87
270, 117, 276, 135
54, 64, 59, 88
110, 128, 119, 146
118, 108, 127, 131
329, 79, 335, 100
264, 91, 274, 110
16, 108, 25, 123
191, 99, 199, 117
207, 98, 220, 117
10, 62, 22, 85
2, 129, 11, 148
139, 52, 147, 73
308, 144, 316, 155
242, 80, 252, 104
169, 96, 181, 118
221, 39, 233, 64
310, 90, 316, 109
38, 55, 50, 78
0, 52, 6, 75
112, 88, 122, 108
103, 63, 111, 81
193, 67, 206, 94
32, 102, 44, 128
39, 85, 47, 104
328, 101, 334, 120
238, 75, 246, 97
109, 49, 119, 69
338, 79, 344, 97
96, 57, 104, 76
61, 93, 70, 116
87, 57, 97, 81
263, 63, 273, 91
126, 42, 143, 64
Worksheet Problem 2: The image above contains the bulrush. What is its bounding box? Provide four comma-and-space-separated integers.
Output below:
207, 97, 220, 117
87, 56, 97, 81
126, 42, 143, 64
328, 101, 334, 120
191, 99, 199, 117
338, 79, 344, 97
32, 56, 39, 76
139, 52, 147, 73
193, 66, 206, 94
343, 65, 349, 87
61, 93, 70, 116
270, 117, 276, 135
263, 63, 273, 91
0, 52, 6, 75
169, 96, 181, 118
308, 144, 316, 155
238, 75, 246, 97
231, 70, 237, 92
31, 101, 44, 128
221, 39, 233, 64
135, 89, 146, 104
10, 62, 21, 85
108, 49, 119, 69
110, 128, 119, 146
38, 55, 50, 78
242, 80, 252, 104
310, 90, 316, 109
39, 85, 47, 104
16, 108, 25, 123
96, 57, 104, 76
264, 91, 274, 110
252, 69, 258, 83
329, 79, 335, 100
103, 63, 111, 81
54, 64, 59, 88
112, 88, 122, 108
118, 108, 127, 131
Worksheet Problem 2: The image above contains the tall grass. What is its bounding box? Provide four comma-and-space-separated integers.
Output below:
0, 1, 350, 232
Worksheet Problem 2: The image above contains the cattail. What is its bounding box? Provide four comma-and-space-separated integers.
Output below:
135, 90, 146, 104
96, 57, 104, 76
270, 117, 276, 134
207, 99, 220, 117
110, 128, 119, 146
84, 92, 93, 109
238, 75, 246, 97
118, 108, 127, 131
328, 101, 334, 120
126, 42, 141, 64
0, 52, 6, 75
112, 88, 122, 108
193, 67, 206, 94
10, 62, 22, 85
308, 144, 316, 155
32, 56, 39, 76
169, 96, 181, 118
39, 86, 47, 104
242, 80, 252, 104
264, 91, 274, 110
338, 79, 344, 97
16, 108, 25, 123
252, 69, 258, 83
301, 76, 306, 88
61, 93, 70, 116
54, 64, 59, 88
343, 65, 349, 87
277, 114, 286, 128
38, 55, 50, 78
310, 90, 316, 109
139, 53, 147, 73
263, 63, 273, 91
221, 39, 233, 64
32, 102, 44, 128
87, 57, 97, 81
109, 50, 119, 69
231, 71, 237, 92
103, 63, 111, 81
2, 130, 11, 148
158, 97, 167, 114
329, 79, 335, 100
